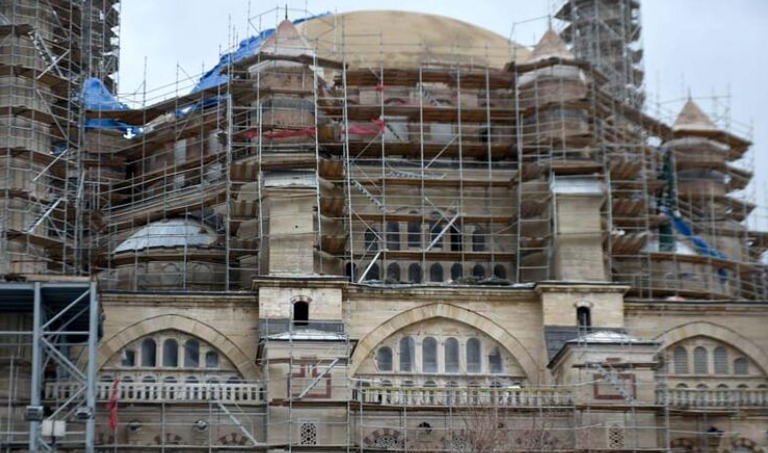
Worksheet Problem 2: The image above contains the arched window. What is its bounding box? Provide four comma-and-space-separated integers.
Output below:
737, 384, 749, 389
365, 228, 379, 252
408, 263, 422, 283
205, 351, 219, 368
675, 383, 688, 389
466, 338, 481, 373
693, 347, 708, 375
142, 375, 157, 383
422, 337, 438, 373
733, 358, 749, 375
376, 347, 393, 371
430, 222, 443, 248
713, 347, 728, 374
450, 224, 463, 252
386, 222, 400, 251
399, 337, 415, 372
450, 263, 463, 281
695, 384, 708, 390
386, 263, 401, 282
429, 263, 444, 282
141, 338, 157, 367
163, 339, 179, 367
184, 340, 200, 368
407, 222, 421, 248
445, 338, 459, 373
472, 264, 486, 280
489, 347, 503, 374
472, 227, 486, 252
673, 347, 688, 374
493, 265, 507, 280
366, 263, 380, 281
717, 384, 729, 389
121, 349, 136, 367
577, 307, 591, 329
293, 301, 309, 325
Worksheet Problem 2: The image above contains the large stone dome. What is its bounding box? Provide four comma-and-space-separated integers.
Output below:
297, 10, 529, 69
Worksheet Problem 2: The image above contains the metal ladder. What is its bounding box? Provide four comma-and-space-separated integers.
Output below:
27, 29, 65, 79
351, 179, 391, 213
589, 362, 636, 404
25, 198, 63, 234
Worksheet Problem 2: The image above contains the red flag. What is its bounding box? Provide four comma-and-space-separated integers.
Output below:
105, 378, 121, 431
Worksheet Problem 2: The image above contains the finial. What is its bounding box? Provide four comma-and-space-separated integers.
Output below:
547, 14, 552, 30
687, 87, 692, 100
285, 4, 288, 20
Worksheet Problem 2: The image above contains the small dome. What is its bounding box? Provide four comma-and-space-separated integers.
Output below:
114, 219, 216, 254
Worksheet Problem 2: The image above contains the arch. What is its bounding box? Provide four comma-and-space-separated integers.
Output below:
655, 322, 768, 375
422, 337, 438, 373
450, 263, 463, 281
429, 263, 444, 282
162, 339, 178, 367
293, 301, 309, 325
408, 263, 422, 283
185, 339, 200, 367
349, 303, 541, 381
386, 263, 401, 282
98, 314, 259, 379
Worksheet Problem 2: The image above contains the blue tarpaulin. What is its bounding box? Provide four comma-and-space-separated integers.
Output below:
661, 206, 729, 283
82, 77, 137, 134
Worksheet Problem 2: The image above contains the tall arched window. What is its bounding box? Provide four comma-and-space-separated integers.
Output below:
673, 347, 688, 374
450, 263, 463, 281
366, 263, 380, 281
445, 338, 459, 373
293, 301, 309, 325
713, 347, 728, 374
205, 351, 219, 368
376, 347, 393, 371
493, 265, 507, 280
489, 347, 503, 374
163, 339, 179, 367
466, 338, 481, 373
141, 338, 157, 367
430, 222, 443, 248
399, 337, 415, 372
450, 225, 463, 252
472, 227, 486, 252
422, 337, 438, 373
184, 340, 200, 368
365, 228, 379, 252
577, 307, 591, 329
386, 222, 400, 251
733, 358, 749, 375
429, 263, 443, 282
386, 263, 401, 282
693, 347, 708, 375
121, 349, 136, 367
472, 265, 486, 280
408, 222, 421, 248
408, 263, 422, 283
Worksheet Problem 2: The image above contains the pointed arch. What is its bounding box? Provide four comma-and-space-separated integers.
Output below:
655, 321, 768, 375
350, 303, 541, 381
98, 314, 258, 379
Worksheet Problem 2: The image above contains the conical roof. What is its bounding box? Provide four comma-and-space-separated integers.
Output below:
673, 99, 720, 133
259, 19, 311, 55
526, 29, 574, 64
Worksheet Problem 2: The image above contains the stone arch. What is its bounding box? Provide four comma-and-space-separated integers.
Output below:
98, 314, 258, 380
723, 437, 765, 453
669, 437, 702, 453
655, 321, 768, 375
350, 303, 541, 381
363, 428, 403, 448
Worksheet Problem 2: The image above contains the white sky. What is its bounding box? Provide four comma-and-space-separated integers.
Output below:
117, 0, 768, 227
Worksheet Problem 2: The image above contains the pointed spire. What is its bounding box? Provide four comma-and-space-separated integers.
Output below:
259, 17, 311, 56
526, 29, 574, 64
673, 99, 720, 133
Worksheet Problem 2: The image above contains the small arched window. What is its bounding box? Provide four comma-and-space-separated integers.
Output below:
408, 222, 421, 248
386, 263, 401, 282
489, 347, 503, 374
445, 338, 460, 373
429, 263, 444, 282
493, 265, 507, 280
399, 337, 415, 372
422, 337, 438, 373
450, 263, 463, 281
472, 264, 486, 280
365, 228, 379, 252
141, 338, 157, 367
408, 263, 422, 283
121, 349, 136, 367
713, 347, 728, 374
205, 351, 219, 368
386, 222, 400, 251
365, 263, 380, 281
472, 227, 486, 252
577, 307, 591, 329
163, 339, 179, 367
293, 301, 309, 325
733, 358, 749, 375
693, 347, 708, 375
184, 340, 200, 368
466, 338, 481, 373
376, 347, 393, 371
673, 347, 688, 374
142, 375, 157, 383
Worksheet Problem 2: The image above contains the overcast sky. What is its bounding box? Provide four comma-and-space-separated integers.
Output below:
117, 0, 768, 228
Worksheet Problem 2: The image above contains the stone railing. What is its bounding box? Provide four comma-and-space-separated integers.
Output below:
659, 388, 768, 409
45, 381, 266, 405
356, 386, 573, 407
